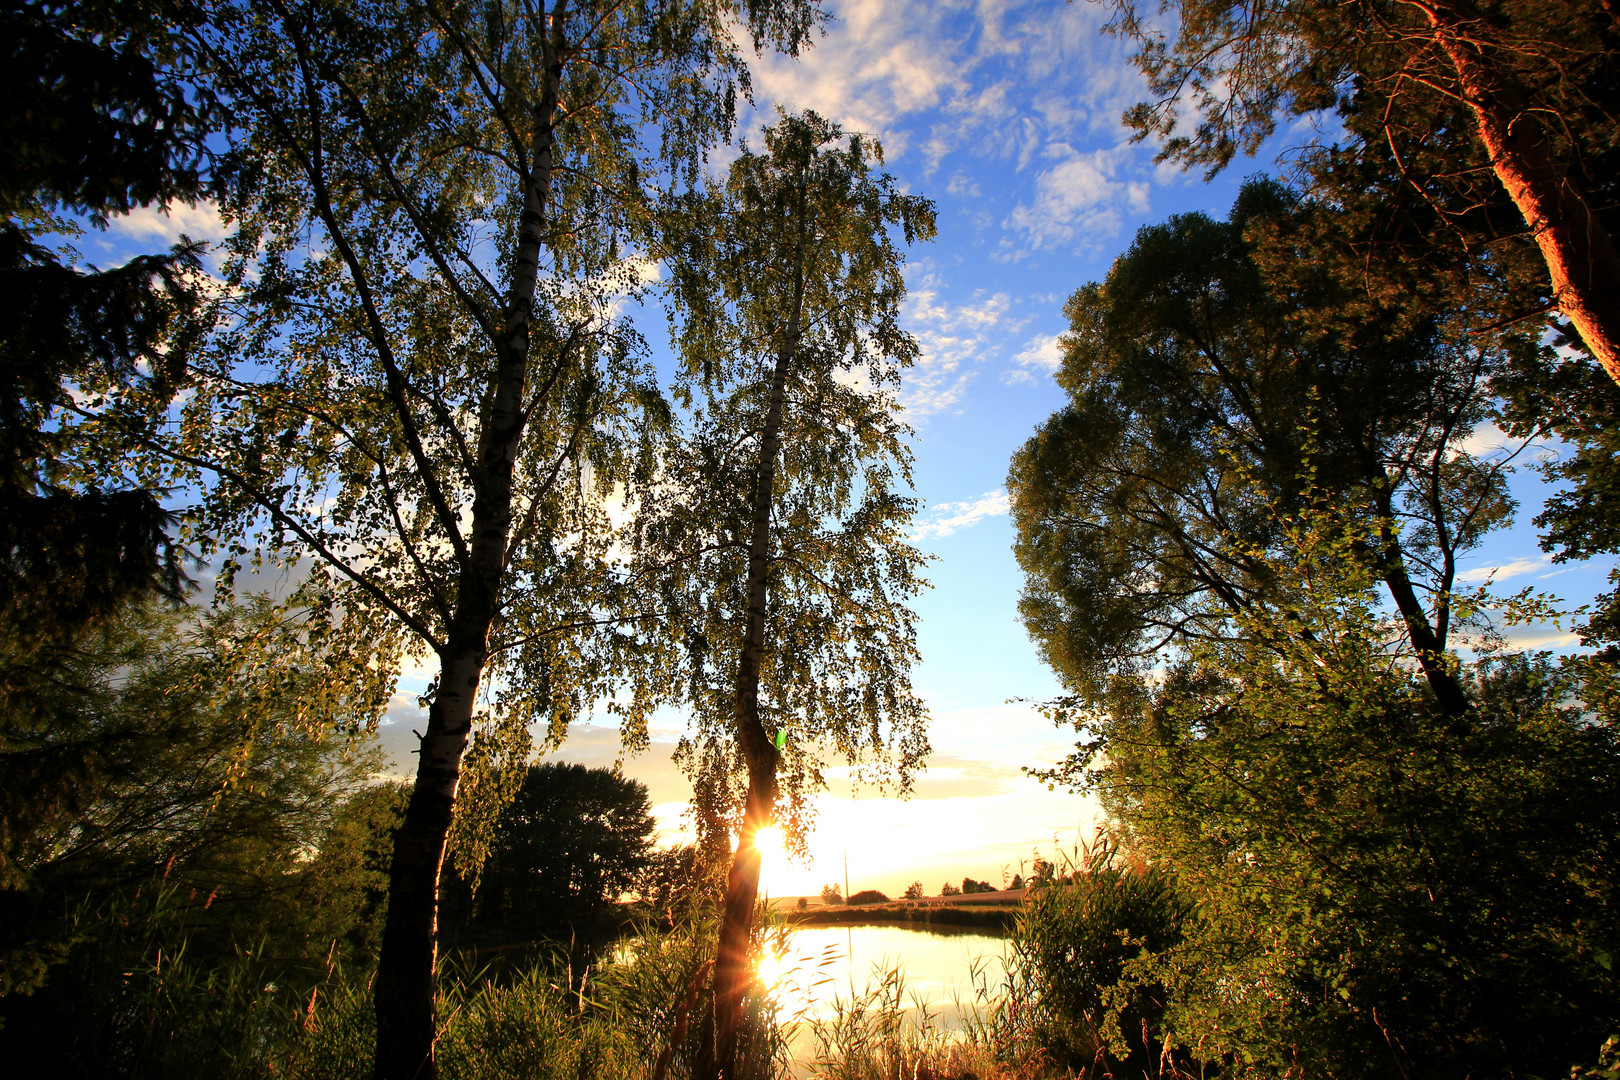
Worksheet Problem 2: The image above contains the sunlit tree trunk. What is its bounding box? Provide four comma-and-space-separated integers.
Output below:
1421, 0, 1620, 385
702, 234, 805, 1080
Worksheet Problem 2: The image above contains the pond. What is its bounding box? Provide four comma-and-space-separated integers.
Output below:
761, 923, 1009, 1069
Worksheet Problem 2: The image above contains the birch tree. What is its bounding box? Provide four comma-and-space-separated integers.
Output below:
90, 2, 819, 1077
641, 111, 934, 1079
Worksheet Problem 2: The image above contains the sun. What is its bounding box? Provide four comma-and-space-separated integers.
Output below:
754, 825, 787, 860
755, 944, 789, 991
752, 825, 795, 896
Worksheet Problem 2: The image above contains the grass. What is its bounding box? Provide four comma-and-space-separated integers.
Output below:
17, 901, 1104, 1080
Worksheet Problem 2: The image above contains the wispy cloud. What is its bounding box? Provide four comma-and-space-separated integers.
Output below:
1004, 331, 1065, 384
749, 0, 967, 155
751, 0, 1145, 168
911, 488, 1011, 541
1005, 144, 1149, 252
1456, 557, 1552, 584
900, 284, 1023, 415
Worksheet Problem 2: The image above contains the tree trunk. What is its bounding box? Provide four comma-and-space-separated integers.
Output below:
1379, 558, 1471, 718
702, 243, 806, 1080
371, 6, 566, 1078
1355, 506, 1471, 719
1422, 0, 1620, 385
372, 641, 487, 1080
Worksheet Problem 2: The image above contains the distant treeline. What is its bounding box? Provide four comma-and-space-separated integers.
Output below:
788, 904, 1015, 932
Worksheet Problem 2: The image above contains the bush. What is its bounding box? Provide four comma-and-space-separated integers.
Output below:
847, 889, 889, 905
903, 882, 924, 900
939, 883, 961, 896
1009, 837, 1190, 1072
1092, 649, 1620, 1077
820, 884, 843, 905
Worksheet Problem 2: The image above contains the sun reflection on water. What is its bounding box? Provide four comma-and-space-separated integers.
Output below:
754, 933, 844, 1019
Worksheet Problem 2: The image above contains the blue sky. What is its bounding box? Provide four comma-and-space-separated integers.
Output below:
91, 0, 1613, 899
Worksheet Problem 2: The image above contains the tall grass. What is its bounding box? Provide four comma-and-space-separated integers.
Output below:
282, 916, 794, 1080
1004, 834, 1189, 1072
11, 875, 1167, 1080
800, 832, 1189, 1080
38, 911, 810, 1080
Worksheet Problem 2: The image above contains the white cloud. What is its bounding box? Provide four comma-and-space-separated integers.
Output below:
1498, 629, 1580, 651
109, 200, 231, 244
900, 285, 1021, 415
910, 488, 1011, 541
749, 0, 1143, 168
1456, 557, 1552, 584
749, 0, 966, 153
1004, 331, 1064, 384
1006, 144, 1149, 251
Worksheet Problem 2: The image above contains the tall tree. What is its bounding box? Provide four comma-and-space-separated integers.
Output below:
1107, 0, 1620, 385
95, 2, 819, 1077
1, 0, 213, 625
642, 111, 933, 1078
440, 761, 655, 933
1008, 182, 1526, 719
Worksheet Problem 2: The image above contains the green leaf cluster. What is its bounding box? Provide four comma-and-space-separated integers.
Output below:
639, 111, 936, 842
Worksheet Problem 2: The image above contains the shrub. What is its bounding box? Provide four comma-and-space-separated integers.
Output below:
903, 882, 925, 900
1009, 836, 1189, 1072
819, 884, 843, 905
847, 889, 889, 906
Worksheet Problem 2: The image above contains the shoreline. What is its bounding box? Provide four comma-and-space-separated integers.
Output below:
781, 902, 1017, 932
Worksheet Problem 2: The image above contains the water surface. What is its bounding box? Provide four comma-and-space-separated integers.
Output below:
763, 923, 1007, 1068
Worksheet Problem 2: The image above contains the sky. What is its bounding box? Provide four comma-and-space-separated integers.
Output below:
92, 0, 1614, 901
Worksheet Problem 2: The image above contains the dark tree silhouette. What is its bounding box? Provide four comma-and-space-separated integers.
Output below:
444, 762, 655, 933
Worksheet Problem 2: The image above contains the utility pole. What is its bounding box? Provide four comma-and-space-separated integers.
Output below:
844, 848, 850, 904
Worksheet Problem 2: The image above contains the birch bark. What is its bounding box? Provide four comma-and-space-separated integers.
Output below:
371, 7, 567, 1079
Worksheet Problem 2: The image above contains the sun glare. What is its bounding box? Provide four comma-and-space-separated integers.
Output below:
754, 826, 786, 860
756, 946, 789, 990
752, 825, 795, 897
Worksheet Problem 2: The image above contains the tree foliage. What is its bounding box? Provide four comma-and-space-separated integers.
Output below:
442, 762, 654, 932
1107, 0, 1620, 381
0, 597, 395, 1002
1009, 181, 1529, 719
647, 111, 935, 840
1050, 537, 1620, 1076
1, 0, 215, 625
638, 110, 934, 1075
